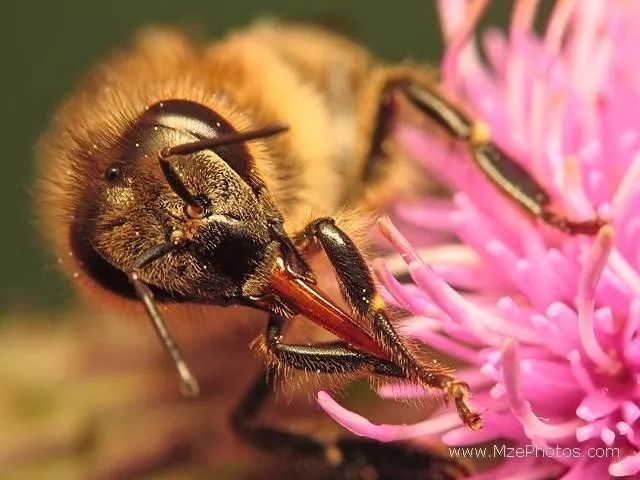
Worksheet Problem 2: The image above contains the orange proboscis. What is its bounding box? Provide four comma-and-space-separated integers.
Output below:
268, 268, 388, 360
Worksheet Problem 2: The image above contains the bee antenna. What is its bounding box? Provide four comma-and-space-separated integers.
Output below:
159, 123, 289, 158
157, 123, 288, 215
129, 242, 201, 397
157, 153, 206, 217
132, 240, 176, 269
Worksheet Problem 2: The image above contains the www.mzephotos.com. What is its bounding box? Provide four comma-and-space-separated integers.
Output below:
449, 444, 621, 461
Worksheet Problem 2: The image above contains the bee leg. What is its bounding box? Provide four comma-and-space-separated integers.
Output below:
260, 313, 404, 378
231, 368, 326, 457
300, 217, 482, 430
396, 81, 604, 234
233, 315, 465, 479
238, 315, 402, 458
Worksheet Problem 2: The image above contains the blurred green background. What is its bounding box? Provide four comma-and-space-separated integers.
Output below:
3, 1, 514, 311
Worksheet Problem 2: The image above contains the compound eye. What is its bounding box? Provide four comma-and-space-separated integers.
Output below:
104, 163, 122, 182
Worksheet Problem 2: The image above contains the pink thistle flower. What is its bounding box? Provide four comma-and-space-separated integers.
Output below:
318, 1, 640, 477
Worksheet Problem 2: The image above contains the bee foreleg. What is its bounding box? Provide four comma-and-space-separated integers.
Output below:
300, 217, 426, 368
299, 217, 482, 430
238, 311, 466, 478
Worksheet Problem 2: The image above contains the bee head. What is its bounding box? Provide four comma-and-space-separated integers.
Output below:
74, 99, 289, 304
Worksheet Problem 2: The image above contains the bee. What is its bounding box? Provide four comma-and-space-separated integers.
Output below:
36, 21, 602, 477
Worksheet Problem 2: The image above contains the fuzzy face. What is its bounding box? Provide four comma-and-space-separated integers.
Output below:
69, 99, 286, 304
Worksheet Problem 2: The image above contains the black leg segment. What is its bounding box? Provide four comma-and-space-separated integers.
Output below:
231, 368, 325, 456
398, 82, 603, 234
260, 313, 405, 378
299, 218, 482, 430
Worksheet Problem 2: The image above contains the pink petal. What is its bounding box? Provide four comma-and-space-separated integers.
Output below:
576, 392, 621, 422
317, 391, 461, 442
577, 226, 620, 373
610, 451, 640, 477
623, 400, 640, 425
501, 338, 580, 441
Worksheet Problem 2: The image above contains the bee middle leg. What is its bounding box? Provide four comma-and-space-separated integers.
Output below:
364, 69, 602, 234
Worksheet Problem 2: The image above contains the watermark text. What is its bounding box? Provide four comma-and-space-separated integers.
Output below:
449, 443, 620, 460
